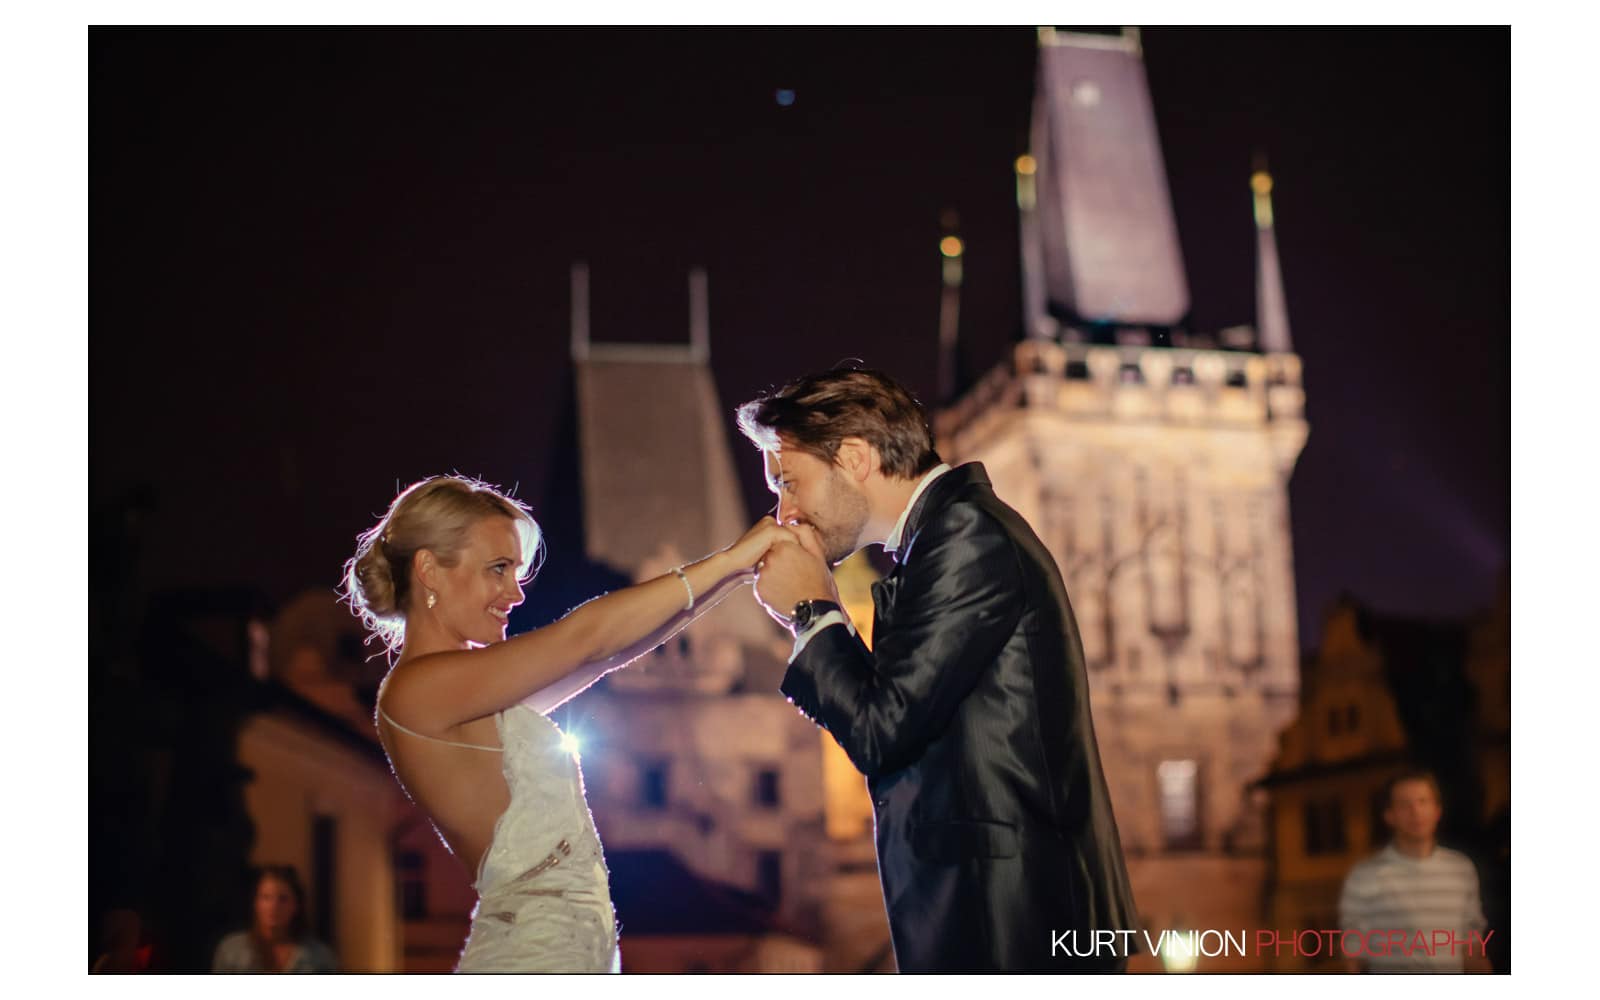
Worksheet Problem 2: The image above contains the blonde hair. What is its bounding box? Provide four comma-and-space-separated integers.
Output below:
342, 475, 543, 655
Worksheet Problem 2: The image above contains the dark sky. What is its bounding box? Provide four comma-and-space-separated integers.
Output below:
91, 27, 1509, 649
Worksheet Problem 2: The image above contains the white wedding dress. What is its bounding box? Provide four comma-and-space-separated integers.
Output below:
379, 697, 620, 973
457, 705, 619, 973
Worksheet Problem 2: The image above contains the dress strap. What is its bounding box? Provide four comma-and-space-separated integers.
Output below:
376, 702, 502, 753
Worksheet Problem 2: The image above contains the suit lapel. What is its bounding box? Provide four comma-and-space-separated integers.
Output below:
870, 463, 989, 622
892, 462, 988, 565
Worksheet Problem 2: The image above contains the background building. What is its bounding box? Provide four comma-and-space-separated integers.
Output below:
1254, 586, 1510, 971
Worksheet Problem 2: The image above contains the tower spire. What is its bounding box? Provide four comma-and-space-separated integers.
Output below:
570, 261, 590, 361
1252, 160, 1293, 354
937, 210, 964, 402
688, 267, 710, 363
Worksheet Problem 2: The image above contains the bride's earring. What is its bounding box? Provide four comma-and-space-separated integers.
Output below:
427, 591, 437, 610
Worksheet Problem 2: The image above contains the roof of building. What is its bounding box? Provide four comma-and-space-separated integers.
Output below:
1256, 596, 1479, 796
573, 341, 778, 649
1251, 749, 1416, 789
1030, 29, 1189, 326
576, 349, 750, 574
251, 678, 388, 765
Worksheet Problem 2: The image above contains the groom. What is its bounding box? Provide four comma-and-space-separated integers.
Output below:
738, 367, 1137, 972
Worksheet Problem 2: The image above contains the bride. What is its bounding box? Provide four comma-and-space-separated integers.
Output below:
343, 475, 789, 972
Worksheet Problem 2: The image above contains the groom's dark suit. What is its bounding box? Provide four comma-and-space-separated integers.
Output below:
781, 463, 1137, 972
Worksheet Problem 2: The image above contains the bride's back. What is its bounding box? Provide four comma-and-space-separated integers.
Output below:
375, 699, 511, 881
341, 476, 546, 878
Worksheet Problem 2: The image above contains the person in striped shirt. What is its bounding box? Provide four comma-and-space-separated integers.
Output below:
1338, 770, 1492, 973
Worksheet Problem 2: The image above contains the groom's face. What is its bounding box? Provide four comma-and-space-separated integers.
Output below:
766, 442, 869, 564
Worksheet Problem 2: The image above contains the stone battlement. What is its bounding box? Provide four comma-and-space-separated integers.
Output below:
936, 338, 1305, 443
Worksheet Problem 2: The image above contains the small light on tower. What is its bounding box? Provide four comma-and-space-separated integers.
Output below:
1251, 170, 1275, 228
1015, 153, 1038, 211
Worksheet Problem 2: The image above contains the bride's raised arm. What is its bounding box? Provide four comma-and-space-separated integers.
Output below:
384, 518, 791, 727
518, 555, 762, 714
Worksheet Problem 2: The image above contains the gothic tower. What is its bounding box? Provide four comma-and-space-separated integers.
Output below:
936, 28, 1308, 970
563, 265, 891, 971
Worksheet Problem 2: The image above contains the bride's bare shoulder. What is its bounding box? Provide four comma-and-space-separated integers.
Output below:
380, 649, 472, 712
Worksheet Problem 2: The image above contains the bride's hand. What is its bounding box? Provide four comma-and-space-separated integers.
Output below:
723, 517, 797, 573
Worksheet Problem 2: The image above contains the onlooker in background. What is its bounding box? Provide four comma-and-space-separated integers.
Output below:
1338, 770, 1492, 973
91, 908, 152, 973
212, 865, 337, 973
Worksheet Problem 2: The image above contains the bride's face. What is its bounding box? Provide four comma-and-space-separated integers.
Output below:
432, 516, 527, 646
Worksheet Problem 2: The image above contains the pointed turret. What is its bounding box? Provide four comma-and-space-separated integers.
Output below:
936, 210, 963, 402
1023, 27, 1190, 331
1252, 163, 1293, 354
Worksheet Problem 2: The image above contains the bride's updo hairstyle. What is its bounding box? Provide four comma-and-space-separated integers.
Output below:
343, 475, 544, 654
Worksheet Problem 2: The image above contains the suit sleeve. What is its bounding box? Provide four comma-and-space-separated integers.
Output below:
780, 502, 1022, 777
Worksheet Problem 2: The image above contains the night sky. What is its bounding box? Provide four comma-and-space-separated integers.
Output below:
90, 27, 1509, 649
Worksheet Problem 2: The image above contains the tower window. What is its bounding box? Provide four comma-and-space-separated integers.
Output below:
757, 850, 783, 902
1304, 799, 1348, 856
1157, 759, 1201, 850
753, 768, 781, 809
396, 850, 426, 920
640, 761, 670, 809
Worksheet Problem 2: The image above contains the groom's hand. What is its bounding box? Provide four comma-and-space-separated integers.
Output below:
754, 537, 836, 626
788, 523, 829, 564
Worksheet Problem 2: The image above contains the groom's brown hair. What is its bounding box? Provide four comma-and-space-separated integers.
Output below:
735, 366, 941, 480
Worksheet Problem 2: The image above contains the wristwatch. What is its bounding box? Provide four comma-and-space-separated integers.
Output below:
790, 599, 842, 634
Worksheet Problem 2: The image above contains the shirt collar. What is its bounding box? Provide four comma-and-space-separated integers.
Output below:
884, 463, 952, 558
1383, 841, 1439, 863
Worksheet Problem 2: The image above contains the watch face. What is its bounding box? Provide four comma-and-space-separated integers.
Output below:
793, 600, 836, 631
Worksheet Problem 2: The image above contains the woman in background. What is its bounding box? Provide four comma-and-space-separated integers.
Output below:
212, 865, 337, 973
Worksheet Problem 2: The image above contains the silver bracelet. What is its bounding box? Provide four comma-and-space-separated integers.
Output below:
672, 566, 695, 612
